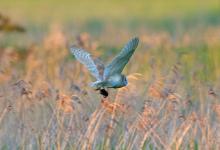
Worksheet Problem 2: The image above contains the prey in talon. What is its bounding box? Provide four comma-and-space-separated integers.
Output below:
99, 89, 108, 98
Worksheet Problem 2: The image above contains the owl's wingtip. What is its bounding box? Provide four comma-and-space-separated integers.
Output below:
130, 36, 139, 48
133, 36, 139, 40
69, 44, 78, 50
131, 36, 139, 43
69, 45, 81, 55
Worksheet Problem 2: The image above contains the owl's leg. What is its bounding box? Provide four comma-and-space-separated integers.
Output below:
99, 88, 108, 98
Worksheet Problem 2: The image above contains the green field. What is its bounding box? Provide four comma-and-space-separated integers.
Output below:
0, 0, 220, 149
1, 0, 219, 21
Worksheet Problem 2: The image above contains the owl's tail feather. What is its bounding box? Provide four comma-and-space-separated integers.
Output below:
90, 81, 106, 90
90, 81, 109, 97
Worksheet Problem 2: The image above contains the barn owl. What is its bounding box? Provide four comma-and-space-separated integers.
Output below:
70, 37, 139, 97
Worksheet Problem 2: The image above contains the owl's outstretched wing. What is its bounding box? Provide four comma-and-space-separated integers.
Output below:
70, 46, 103, 80
103, 37, 139, 79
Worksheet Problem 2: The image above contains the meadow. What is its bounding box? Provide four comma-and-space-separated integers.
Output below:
0, 0, 220, 149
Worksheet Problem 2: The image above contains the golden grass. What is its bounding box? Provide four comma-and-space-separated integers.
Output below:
0, 25, 220, 149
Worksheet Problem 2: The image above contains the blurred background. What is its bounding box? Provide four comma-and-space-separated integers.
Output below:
1, 1, 220, 149
1, 0, 220, 40
1, 0, 220, 25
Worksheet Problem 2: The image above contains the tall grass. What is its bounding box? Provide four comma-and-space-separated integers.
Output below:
0, 25, 220, 149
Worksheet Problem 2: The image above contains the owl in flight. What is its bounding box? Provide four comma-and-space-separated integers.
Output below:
70, 37, 139, 97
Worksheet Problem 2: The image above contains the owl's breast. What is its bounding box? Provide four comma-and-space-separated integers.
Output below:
105, 74, 126, 88
108, 74, 122, 82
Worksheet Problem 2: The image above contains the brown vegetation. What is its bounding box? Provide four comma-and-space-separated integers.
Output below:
0, 25, 220, 149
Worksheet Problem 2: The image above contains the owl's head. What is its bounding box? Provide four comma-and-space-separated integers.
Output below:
122, 75, 128, 86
